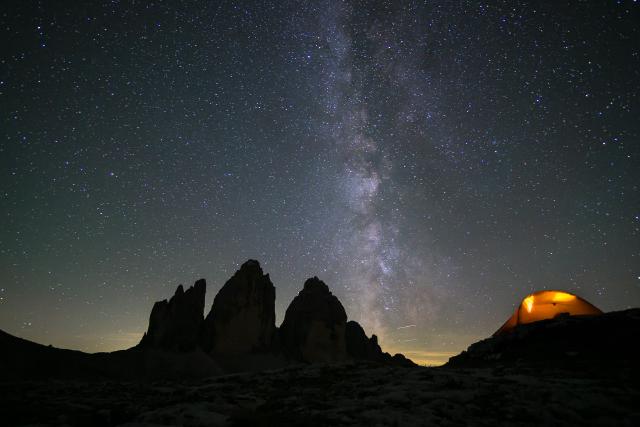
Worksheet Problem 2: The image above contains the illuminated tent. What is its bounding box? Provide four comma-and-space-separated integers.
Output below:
494, 290, 602, 336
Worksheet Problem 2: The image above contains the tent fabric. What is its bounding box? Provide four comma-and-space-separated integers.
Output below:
494, 290, 602, 336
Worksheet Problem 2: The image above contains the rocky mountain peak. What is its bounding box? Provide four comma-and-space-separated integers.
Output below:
139, 279, 206, 351
201, 260, 276, 355
279, 276, 348, 362
136, 260, 410, 368
240, 258, 262, 271
302, 276, 330, 294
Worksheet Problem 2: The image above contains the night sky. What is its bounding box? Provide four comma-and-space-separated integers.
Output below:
1, 1, 639, 365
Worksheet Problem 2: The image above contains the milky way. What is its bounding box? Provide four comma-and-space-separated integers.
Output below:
1, 1, 639, 365
311, 1, 445, 347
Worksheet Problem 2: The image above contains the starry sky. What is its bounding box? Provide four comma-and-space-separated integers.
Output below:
1, 1, 639, 365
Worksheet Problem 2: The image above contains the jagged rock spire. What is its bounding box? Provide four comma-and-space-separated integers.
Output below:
201, 260, 276, 355
279, 276, 348, 362
139, 279, 206, 351
136, 260, 413, 368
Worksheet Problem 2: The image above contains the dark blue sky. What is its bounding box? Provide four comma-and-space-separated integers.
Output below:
1, 0, 638, 365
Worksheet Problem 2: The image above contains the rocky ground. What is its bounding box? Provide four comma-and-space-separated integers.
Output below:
3, 361, 638, 427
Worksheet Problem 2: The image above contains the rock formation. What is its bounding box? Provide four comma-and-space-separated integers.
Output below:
134, 260, 412, 370
344, 320, 415, 366
279, 277, 348, 362
139, 279, 206, 351
201, 260, 276, 355
345, 320, 383, 361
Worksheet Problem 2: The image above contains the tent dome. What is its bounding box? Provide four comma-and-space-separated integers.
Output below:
494, 290, 602, 336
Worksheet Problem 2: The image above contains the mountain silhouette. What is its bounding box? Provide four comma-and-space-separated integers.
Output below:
0, 260, 412, 381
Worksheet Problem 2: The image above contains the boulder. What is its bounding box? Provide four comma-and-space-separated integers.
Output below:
202, 260, 276, 355
139, 279, 206, 351
279, 277, 348, 362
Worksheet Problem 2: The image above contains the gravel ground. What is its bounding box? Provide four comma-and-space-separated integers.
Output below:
3, 362, 638, 427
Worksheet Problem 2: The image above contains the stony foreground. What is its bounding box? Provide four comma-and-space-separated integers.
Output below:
3, 362, 638, 426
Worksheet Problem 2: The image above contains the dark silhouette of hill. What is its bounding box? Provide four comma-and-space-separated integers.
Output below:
0, 260, 412, 381
0, 327, 222, 381
447, 307, 640, 378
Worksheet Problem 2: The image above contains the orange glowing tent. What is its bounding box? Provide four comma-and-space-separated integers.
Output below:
494, 290, 602, 336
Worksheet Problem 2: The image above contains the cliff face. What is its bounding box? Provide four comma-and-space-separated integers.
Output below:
201, 259, 276, 355
139, 279, 206, 352
345, 321, 383, 361
279, 277, 348, 362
